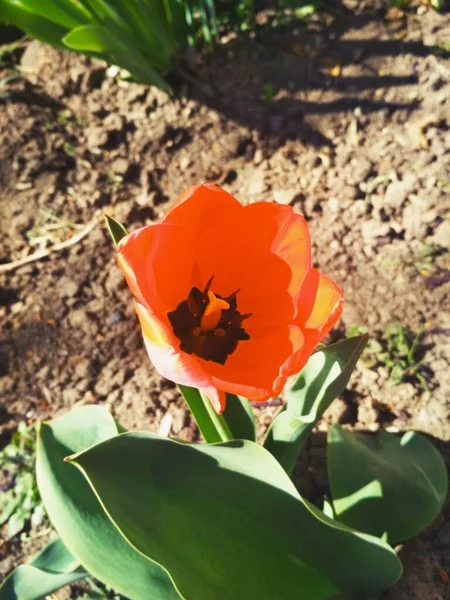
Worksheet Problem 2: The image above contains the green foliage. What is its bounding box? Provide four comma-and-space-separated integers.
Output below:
0, 537, 87, 600
346, 323, 431, 389
105, 214, 127, 246
68, 423, 402, 599
346, 325, 383, 363
417, 242, 446, 274
264, 335, 368, 475
387, 0, 409, 8
35, 406, 180, 599
382, 323, 430, 388
221, 393, 256, 441
0, 422, 45, 540
179, 387, 256, 443
263, 81, 275, 106
0, 0, 327, 93
0, 0, 218, 93
430, 0, 447, 10
328, 426, 448, 544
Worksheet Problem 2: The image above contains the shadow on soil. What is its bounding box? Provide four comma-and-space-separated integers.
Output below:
180, 3, 450, 147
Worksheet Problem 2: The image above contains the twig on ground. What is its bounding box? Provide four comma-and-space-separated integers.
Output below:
0, 212, 103, 274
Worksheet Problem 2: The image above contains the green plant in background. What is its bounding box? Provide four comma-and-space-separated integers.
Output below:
0, 0, 218, 93
0, 422, 45, 540
346, 323, 431, 389
383, 323, 430, 388
417, 243, 446, 275
345, 324, 383, 368
262, 81, 274, 105
387, 0, 409, 9
0, 0, 331, 94
430, 0, 447, 10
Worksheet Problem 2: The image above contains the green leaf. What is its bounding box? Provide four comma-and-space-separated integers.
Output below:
9, 0, 93, 29
63, 24, 172, 91
328, 426, 448, 544
104, 214, 128, 246
178, 385, 232, 443
0, 537, 87, 600
0, 3, 70, 50
222, 393, 256, 441
69, 432, 402, 599
36, 406, 181, 600
264, 335, 368, 474
430, 0, 446, 10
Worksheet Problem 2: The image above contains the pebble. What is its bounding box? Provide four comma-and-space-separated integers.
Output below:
10, 301, 24, 314
103, 112, 124, 132
58, 276, 79, 299
68, 309, 90, 331
361, 220, 391, 242
272, 189, 299, 205
432, 220, 450, 249
253, 149, 263, 165
111, 157, 129, 175
384, 180, 409, 209
85, 126, 108, 149
247, 174, 268, 196
74, 359, 91, 379
105, 311, 123, 327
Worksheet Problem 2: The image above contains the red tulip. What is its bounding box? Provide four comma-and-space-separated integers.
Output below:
117, 184, 343, 414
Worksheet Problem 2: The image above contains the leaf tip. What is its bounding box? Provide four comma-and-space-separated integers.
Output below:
104, 214, 128, 247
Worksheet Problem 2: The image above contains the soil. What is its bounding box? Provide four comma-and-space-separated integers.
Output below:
0, 1, 449, 598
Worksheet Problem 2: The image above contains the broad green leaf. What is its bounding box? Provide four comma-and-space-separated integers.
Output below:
105, 214, 128, 246
63, 24, 172, 90
69, 432, 402, 599
8, 0, 93, 29
36, 406, 181, 600
178, 385, 232, 443
0, 537, 87, 600
102, 0, 177, 62
63, 23, 113, 52
0, 3, 70, 50
264, 335, 368, 474
222, 393, 256, 441
328, 426, 448, 544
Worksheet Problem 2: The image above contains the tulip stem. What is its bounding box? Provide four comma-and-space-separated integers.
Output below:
178, 385, 233, 443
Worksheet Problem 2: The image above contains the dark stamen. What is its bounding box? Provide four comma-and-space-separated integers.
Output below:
167, 278, 251, 365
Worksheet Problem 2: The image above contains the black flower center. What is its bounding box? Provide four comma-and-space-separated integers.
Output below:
167, 277, 251, 365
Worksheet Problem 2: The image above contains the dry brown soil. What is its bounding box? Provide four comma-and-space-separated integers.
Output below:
0, 1, 449, 598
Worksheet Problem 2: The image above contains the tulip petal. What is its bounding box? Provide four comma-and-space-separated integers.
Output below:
205, 325, 304, 402
307, 271, 343, 338
162, 183, 242, 236
117, 223, 196, 320
194, 202, 311, 326
296, 269, 343, 338
135, 302, 225, 413
242, 202, 311, 301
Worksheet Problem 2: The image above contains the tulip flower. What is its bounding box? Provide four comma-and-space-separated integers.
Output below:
117, 184, 343, 413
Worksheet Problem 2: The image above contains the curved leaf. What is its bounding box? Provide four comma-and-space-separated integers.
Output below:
69, 432, 402, 600
222, 393, 256, 441
0, 3, 70, 50
105, 214, 128, 247
36, 406, 181, 600
63, 24, 172, 91
328, 426, 448, 544
265, 335, 368, 474
0, 537, 87, 600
